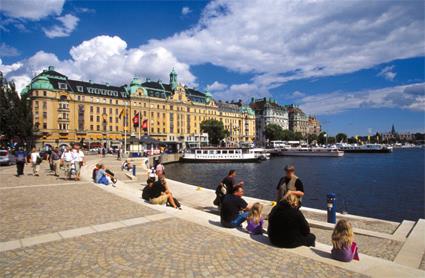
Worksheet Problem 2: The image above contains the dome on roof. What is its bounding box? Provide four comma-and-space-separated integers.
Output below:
21, 85, 30, 95
31, 75, 54, 90
130, 77, 142, 86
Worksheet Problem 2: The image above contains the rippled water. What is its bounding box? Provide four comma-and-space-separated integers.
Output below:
165, 148, 425, 222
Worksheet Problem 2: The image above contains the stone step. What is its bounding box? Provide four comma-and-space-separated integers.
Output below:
394, 219, 425, 268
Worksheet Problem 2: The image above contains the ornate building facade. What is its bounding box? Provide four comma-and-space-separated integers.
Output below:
249, 97, 289, 146
287, 104, 309, 136
307, 116, 321, 136
22, 66, 255, 148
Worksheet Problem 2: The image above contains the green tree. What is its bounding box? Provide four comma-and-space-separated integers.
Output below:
307, 133, 318, 143
281, 129, 295, 141
327, 136, 336, 144
264, 124, 285, 141
318, 132, 327, 144
200, 119, 227, 145
293, 132, 304, 141
335, 133, 348, 143
0, 74, 34, 148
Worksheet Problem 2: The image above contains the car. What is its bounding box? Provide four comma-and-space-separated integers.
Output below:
0, 150, 16, 166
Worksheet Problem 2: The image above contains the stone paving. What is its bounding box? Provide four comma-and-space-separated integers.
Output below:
0, 218, 366, 278
302, 211, 399, 235
310, 227, 403, 261
0, 182, 158, 241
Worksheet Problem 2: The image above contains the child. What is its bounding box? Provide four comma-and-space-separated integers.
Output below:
246, 202, 264, 235
331, 219, 359, 262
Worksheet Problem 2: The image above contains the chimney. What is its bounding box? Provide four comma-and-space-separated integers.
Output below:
48, 65, 55, 71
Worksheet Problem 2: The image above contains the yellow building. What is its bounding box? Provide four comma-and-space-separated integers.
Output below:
22, 66, 255, 149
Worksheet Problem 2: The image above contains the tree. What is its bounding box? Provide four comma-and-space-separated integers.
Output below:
293, 132, 304, 141
264, 124, 285, 141
327, 136, 336, 144
335, 133, 347, 143
318, 132, 327, 145
0, 73, 34, 148
307, 134, 318, 143
200, 119, 227, 145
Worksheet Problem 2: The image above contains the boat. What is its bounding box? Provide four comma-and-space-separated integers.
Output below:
181, 148, 260, 162
279, 147, 344, 157
337, 143, 393, 153
249, 148, 271, 160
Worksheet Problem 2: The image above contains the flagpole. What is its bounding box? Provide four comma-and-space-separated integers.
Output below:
124, 101, 127, 155
138, 110, 141, 155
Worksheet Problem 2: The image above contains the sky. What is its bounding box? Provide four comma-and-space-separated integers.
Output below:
0, 0, 424, 136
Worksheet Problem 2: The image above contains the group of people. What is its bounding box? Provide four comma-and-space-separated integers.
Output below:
142, 161, 181, 209
14, 144, 85, 180
216, 166, 359, 262
92, 163, 117, 185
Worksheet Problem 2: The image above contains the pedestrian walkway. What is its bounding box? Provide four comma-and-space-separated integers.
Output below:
0, 156, 424, 277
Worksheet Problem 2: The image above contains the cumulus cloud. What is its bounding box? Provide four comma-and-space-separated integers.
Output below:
181, 7, 192, 16
207, 81, 228, 91
377, 65, 397, 81
43, 14, 79, 38
0, 43, 20, 57
299, 83, 425, 115
1, 35, 196, 92
144, 0, 424, 98
0, 0, 65, 20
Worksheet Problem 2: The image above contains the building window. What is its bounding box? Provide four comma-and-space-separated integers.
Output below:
90, 115, 93, 121
97, 125, 100, 131
109, 126, 112, 131
43, 123, 47, 129
96, 107, 100, 113
90, 106, 93, 112
58, 83, 67, 90
96, 116, 100, 122
109, 117, 112, 122
42, 101, 47, 109
103, 108, 106, 114
90, 125, 93, 130
115, 117, 118, 123
76, 86, 83, 92
115, 108, 118, 114
109, 99, 112, 104
115, 126, 118, 131
43, 91, 47, 96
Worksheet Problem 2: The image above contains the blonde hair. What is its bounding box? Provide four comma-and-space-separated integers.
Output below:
332, 219, 354, 249
247, 202, 264, 225
284, 194, 300, 208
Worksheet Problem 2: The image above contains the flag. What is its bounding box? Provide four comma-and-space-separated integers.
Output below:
133, 112, 140, 127
142, 119, 148, 131
118, 108, 124, 119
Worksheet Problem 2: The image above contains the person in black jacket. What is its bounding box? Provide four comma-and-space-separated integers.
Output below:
268, 194, 315, 248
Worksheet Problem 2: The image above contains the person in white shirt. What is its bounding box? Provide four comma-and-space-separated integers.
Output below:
61, 146, 73, 179
72, 144, 84, 181
30, 147, 42, 176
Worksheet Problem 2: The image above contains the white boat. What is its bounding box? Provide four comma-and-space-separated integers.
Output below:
279, 147, 344, 157
337, 143, 393, 153
249, 148, 270, 160
181, 148, 260, 162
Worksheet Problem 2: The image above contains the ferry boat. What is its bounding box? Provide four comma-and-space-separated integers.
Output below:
337, 143, 393, 153
249, 148, 271, 160
181, 148, 260, 162
279, 147, 344, 157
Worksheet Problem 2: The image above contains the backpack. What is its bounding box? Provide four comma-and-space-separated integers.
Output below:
213, 182, 227, 206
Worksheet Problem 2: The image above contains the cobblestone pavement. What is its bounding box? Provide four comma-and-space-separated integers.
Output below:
0, 182, 158, 241
302, 210, 399, 234
310, 227, 403, 261
0, 218, 366, 278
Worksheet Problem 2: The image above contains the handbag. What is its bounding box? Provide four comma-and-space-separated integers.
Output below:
36, 156, 42, 165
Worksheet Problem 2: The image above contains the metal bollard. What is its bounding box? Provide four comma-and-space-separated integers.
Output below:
327, 193, 336, 224
132, 165, 136, 176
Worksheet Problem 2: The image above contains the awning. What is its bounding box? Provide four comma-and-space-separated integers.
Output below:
139, 135, 160, 145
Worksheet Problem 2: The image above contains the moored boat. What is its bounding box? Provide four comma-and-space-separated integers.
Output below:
181, 148, 260, 162
249, 148, 271, 160
279, 147, 344, 157
337, 143, 393, 153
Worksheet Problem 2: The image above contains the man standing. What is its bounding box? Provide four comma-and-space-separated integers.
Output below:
30, 147, 42, 176
50, 147, 61, 177
220, 185, 251, 228
72, 144, 84, 181
276, 165, 304, 203
14, 147, 27, 177
61, 146, 73, 179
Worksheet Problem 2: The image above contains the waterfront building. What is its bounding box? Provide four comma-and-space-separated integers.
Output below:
307, 116, 321, 136
249, 97, 289, 146
287, 104, 308, 136
381, 124, 414, 142
21, 66, 255, 149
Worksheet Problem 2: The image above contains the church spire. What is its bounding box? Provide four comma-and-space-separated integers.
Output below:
391, 124, 396, 134
169, 68, 177, 91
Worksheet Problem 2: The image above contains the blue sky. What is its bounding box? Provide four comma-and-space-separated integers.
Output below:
1, 0, 424, 136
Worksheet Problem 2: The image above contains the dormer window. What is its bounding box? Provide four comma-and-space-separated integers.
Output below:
58, 82, 67, 90
76, 86, 84, 92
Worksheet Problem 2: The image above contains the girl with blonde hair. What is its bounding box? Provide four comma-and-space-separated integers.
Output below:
331, 219, 359, 262
246, 202, 264, 234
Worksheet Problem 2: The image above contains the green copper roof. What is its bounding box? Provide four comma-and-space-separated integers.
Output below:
31, 75, 54, 90
240, 105, 255, 116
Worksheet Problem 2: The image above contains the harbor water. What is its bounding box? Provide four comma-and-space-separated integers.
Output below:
165, 148, 425, 222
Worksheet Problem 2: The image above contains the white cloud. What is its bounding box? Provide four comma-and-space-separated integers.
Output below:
144, 0, 424, 95
378, 65, 397, 81
43, 14, 79, 38
0, 43, 20, 57
299, 83, 425, 115
1, 35, 196, 92
181, 7, 192, 16
0, 0, 65, 20
288, 90, 306, 99
207, 81, 228, 91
